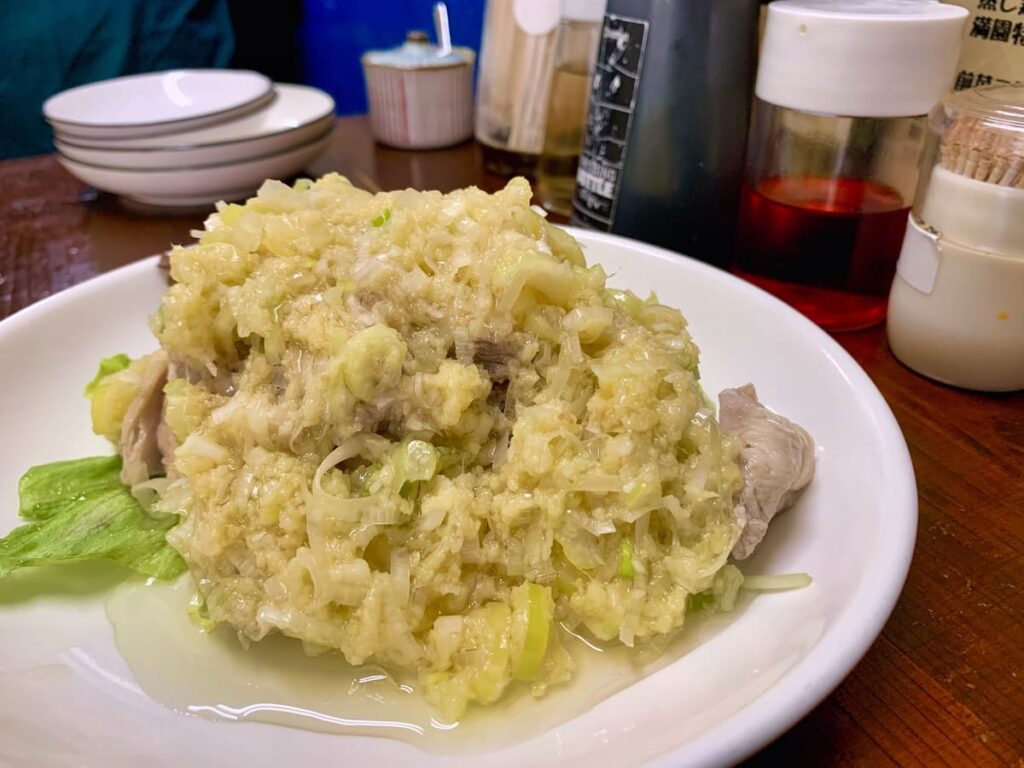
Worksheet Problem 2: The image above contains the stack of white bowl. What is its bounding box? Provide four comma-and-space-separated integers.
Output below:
45, 70, 334, 208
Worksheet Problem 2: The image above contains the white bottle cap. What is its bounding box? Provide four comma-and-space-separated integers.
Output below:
756, 0, 968, 118
561, 0, 606, 23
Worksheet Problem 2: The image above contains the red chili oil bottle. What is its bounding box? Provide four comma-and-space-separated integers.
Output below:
732, 0, 967, 332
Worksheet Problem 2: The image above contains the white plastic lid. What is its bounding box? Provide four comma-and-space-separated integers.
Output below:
756, 0, 968, 118
561, 0, 606, 23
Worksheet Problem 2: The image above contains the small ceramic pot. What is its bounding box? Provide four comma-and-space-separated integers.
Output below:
362, 32, 475, 150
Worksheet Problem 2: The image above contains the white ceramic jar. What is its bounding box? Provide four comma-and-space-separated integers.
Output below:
888, 86, 1024, 392
362, 32, 475, 150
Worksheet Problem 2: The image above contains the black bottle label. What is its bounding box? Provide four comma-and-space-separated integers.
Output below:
571, 14, 649, 231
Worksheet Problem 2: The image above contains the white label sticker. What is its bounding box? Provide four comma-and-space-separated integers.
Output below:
571, 15, 649, 231
896, 216, 941, 295
512, 0, 561, 35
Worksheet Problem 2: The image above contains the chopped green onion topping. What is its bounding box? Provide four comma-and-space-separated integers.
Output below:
188, 592, 219, 632
511, 582, 554, 680
618, 537, 634, 579
742, 572, 812, 591
401, 439, 438, 482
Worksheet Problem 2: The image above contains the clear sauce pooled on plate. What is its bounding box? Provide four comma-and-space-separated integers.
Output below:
106, 576, 746, 753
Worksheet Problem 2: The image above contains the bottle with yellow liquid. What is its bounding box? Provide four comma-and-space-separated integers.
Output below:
537, 0, 605, 217
475, 0, 561, 177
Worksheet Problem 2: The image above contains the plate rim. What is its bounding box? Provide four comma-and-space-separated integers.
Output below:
53, 85, 336, 154
42, 69, 273, 130
55, 124, 333, 175
0, 230, 918, 767
564, 228, 917, 766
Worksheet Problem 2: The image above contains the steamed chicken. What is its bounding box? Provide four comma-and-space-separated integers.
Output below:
89, 176, 814, 719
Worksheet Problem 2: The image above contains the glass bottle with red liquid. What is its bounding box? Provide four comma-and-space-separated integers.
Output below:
733, 0, 968, 332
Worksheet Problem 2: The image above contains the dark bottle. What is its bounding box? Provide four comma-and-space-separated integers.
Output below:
570, 0, 760, 268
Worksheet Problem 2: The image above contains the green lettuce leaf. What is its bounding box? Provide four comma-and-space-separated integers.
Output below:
83, 353, 132, 398
0, 456, 185, 580
19, 455, 124, 521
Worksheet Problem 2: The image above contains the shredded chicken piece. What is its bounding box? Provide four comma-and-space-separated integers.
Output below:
169, 354, 236, 396
156, 418, 177, 474
119, 350, 169, 486
719, 384, 815, 560
472, 339, 517, 382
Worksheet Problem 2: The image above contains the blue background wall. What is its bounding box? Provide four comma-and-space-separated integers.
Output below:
300, 0, 486, 116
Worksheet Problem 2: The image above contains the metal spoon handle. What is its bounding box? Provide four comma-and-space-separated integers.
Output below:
433, 2, 452, 56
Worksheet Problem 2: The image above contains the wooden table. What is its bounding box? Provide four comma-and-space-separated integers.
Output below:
1, 116, 1021, 766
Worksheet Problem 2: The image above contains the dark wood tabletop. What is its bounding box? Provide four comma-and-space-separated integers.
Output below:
1, 116, 1021, 766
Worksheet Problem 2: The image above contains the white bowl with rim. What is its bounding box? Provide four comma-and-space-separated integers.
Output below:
55, 129, 332, 207
53, 85, 335, 169
43, 70, 273, 140
0, 229, 916, 767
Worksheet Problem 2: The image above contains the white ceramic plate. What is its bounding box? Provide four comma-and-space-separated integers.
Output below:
55, 130, 332, 207
53, 85, 336, 168
54, 114, 333, 173
0, 231, 916, 767
43, 70, 273, 139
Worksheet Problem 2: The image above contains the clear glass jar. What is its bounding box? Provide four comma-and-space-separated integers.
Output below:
734, 99, 927, 331
536, 14, 602, 217
887, 85, 1024, 391
475, 0, 560, 177
734, 0, 967, 332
